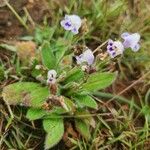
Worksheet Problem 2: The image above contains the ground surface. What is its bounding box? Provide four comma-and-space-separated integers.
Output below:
0, 0, 150, 150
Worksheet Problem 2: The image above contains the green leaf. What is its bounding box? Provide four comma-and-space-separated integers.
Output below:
26, 108, 47, 120
55, 38, 70, 65
41, 41, 56, 69
73, 94, 98, 109
43, 118, 64, 149
0, 66, 5, 81
2, 82, 49, 107
82, 72, 116, 92
75, 119, 91, 140
62, 67, 84, 84
46, 107, 67, 115
35, 27, 55, 44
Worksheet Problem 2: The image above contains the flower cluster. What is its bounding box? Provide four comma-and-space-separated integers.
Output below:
107, 32, 141, 58
60, 14, 141, 59
47, 70, 57, 84
107, 40, 124, 58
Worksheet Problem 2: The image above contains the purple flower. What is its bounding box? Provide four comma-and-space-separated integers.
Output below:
60, 15, 82, 34
76, 49, 94, 65
47, 70, 57, 84
107, 39, 124, 58
121, 32, 140, 52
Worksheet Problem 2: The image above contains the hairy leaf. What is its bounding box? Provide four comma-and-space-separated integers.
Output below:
2, 82, 49, 107
35, 27, 55, 44
55, 38, 70, 65
82, 72, 116, 92
43, 118, 64, 149
26, 108, 47, 120
73, 94, 98, 109
41, 41, 56, 69
62, 67, 84, 84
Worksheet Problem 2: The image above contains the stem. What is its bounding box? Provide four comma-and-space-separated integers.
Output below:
5, 100, 14, 119
106, 70, 150, 105
44, 112, 112, 119
5, 0, 29, 31
93, 40, 108, 54
23, 7, 35, 27
93, 91, 141, 110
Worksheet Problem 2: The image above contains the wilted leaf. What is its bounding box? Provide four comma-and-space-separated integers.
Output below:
2, 82, 49, 107
41, 41, 56, 69
43, 118, 64, 149
63, 123, 78, 147
82, 72, 116, 92
0, 43, 16, 52
16, 41, 36, 63
64, 97, 76, 112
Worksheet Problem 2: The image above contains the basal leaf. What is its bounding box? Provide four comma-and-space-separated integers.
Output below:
75, 119, 91, 140
43, 118, 64, 149
41, 41, 56, 69
82, 72, 116, 92
73, 94, 98, 109
2, 82, 49, 107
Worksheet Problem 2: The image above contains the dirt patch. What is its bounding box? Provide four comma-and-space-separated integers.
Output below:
0, 0, 52, 40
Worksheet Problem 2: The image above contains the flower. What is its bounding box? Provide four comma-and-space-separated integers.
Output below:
107, 39, 124, 58
75, 49, 94, 65
60, 14, 82, 34
121, 32, 140, 52
47, 70, 57, 84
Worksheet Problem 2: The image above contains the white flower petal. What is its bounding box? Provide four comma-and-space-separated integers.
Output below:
132, 43, 140, 52
129, 33, 140, 49
121, 32, 130, 39
122, 32, 140, 52
107, 40, 124, 58
113, 41, 124, 53
83, 49, 94, 65
108, 39, 114, 45
75, 49, 94, 65
71, 27, 79, 34
47, 70, 57, 79
68, 15, 82, 29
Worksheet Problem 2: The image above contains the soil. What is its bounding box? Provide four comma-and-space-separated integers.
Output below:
0, 0, 52, 40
